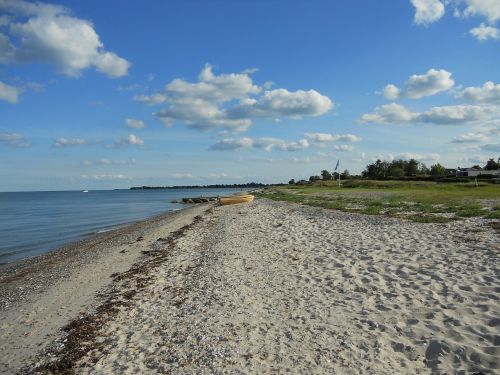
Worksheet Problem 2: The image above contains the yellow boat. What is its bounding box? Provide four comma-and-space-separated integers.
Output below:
218, 194, 254, 205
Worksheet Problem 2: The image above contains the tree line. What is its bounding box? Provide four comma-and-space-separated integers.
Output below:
289, 157, 499, 184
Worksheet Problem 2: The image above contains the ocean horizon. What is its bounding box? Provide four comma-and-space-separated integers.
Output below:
0, 188, 242, 264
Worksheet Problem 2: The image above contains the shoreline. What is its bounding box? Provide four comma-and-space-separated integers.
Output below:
1, 199, 498, 374
0, 203, 214, 373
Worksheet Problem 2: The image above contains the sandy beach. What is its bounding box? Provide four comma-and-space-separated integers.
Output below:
1, 199, 499, 374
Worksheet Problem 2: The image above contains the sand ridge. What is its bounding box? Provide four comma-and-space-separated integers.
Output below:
28, 199, 499, 374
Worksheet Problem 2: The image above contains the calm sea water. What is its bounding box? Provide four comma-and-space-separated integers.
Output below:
0, 188, 242, 264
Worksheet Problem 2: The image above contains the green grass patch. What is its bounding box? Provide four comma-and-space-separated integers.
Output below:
408, 215, 453, 223
485, 210, 500, 219
256, 181, 499, 222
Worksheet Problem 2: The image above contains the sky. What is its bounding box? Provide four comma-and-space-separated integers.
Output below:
0, 0, 499, 191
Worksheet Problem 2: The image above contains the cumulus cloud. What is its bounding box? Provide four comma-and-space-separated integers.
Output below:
333, 145, 353, 152
0, 80, 20, 103
455, 81, 500, 104
360, 103, 417, 124
0, 132, 30, 147
398, 152, 441, 161
462, 0, 500, 23
53, 137, 86, 147
226, 88, 333, 120
470, 23, 500, 40
382, 69, 454, 99
211, 137, 310, 152
411, 0, 445, 24
125, 118, 145, 129
451, 132, 490, 143
411, 1, 500, 42
418, 105, 493, 124
361, 103, 493, 125
114, 134, 144, 147
137, 64, 332, 132
0, 0, 130, 77
303, 133, 362, 143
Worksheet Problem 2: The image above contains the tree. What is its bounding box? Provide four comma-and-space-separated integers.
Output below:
388, 167, 404, 178
340, 169, 350, 178
484, 158, 500, 170
405, 158, 419, 176
362, 159, 389, 179
309, 175, 321, 182
321, 170, 332, 180
288, 179, 295, 185
430, 163, 446, 177
418, 163, 429, 176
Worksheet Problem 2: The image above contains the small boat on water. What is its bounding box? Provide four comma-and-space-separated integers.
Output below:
218, 194, 254, 206
82, 190, 89, 193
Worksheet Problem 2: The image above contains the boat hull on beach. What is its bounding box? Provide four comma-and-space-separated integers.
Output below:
218, 194, 254, 205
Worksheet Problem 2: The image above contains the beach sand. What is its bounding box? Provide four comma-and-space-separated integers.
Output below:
2, 199, 499, 374
0, 204, 211, 374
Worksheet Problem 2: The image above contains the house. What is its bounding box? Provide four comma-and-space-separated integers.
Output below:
456, 167, 500, 177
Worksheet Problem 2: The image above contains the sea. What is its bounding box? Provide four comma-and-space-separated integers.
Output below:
0, 188, 243, 265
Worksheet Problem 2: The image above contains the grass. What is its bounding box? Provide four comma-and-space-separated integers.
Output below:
256, 180, 500, 223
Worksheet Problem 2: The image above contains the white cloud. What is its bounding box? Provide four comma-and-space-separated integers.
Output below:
0, 132, 30, 147
463, 0, 500, 23
0, 0, 130, 77
361, 103, 493, 125
0, 80, 20, 103
211, 137, 310, 152
114, 134, 144, 147
481, 143, 500, 152
398, 152, 441, 161
456, 81, 500, 104
208, 173, 228, 178
360, 103, 417, 124
125, 118, 145, 129
411, 0, 445, 24
451, 132, 491, 143
417, 105, 493, 124
227, 88, 333, 120
470, 23, 500, 40
291, 156, 319, 164
80, 174, 129, 180
134, 93, 167, 105
303, 132, 362, 143
53, 137, 86, 147
169, 173, 194, 179
211, 137, 254, 151
382, 69, 454, 99
333, 144, 353, 152
137, 64, 332, 132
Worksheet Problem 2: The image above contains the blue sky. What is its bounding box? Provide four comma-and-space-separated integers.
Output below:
0, 0, 499, 191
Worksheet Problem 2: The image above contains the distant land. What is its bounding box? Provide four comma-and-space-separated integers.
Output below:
129, 182, 282, 190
